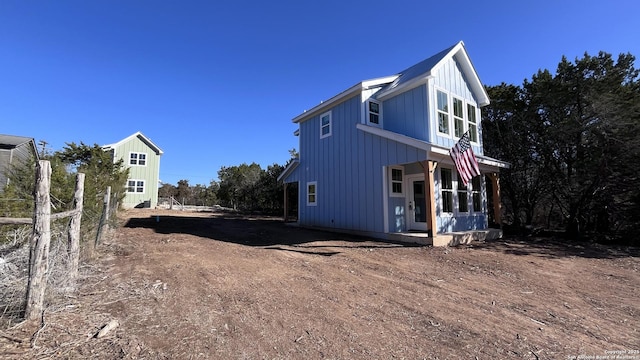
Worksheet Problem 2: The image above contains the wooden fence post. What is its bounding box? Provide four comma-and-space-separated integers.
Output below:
95, 186, 111, 247
24, 160, 52, 322
67, 173, 85, 281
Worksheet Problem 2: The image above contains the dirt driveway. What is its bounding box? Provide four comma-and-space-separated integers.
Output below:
3, 209, 639, 359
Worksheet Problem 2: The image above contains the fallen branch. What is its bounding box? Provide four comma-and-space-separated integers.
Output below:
95, 320, 119, 338
0, 330, 25, 343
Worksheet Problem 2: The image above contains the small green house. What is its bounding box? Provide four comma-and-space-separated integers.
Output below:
103, 132, 163, 209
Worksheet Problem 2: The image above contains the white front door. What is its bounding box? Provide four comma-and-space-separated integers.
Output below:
406, 175, 428, 231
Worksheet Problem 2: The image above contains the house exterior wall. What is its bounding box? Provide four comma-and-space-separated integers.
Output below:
382, 85, 430, 142
428, 56, 484, 156
0, 141, 36, 191
296, 95, 426, 234
112, 136, 161, 208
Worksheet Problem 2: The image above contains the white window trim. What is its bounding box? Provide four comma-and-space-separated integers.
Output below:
127, 179, 146, 194
320, 111, 332, 139
471, 176, 483, 213
467, 103, 480, 145
435, 89, 451, 138
367, 99, 382, 127
389, 167, 404, 198
307, 181, 317, 206
440, 167, 454, 214
434, 87, 480, 144
129, 151, 148, 167
452, 96, 465, 139
456, 173, 470, 214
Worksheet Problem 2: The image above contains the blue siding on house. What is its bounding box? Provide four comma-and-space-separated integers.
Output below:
383, 86, 429, 142
283, 43, 502, 237
295, 93, 427, 234
437, 214, 487, 233
430, 57, 484, 156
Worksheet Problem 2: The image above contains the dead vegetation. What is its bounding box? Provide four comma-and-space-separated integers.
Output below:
1, 209, 639, 359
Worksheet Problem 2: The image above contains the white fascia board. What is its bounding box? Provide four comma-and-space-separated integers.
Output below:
357, 124, 510, 170
476, 155, 511, 169
292, 76, 397, 124
362, 75, 399, 89
292, 83, 362, 124
277, 159, 300, 183
375, 74, 433, 101
356, 124, 431, 152
103, 131, 164, 155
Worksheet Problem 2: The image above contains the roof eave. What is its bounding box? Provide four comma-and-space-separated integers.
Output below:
277, 159, 300, 183
291, 76, 398, 124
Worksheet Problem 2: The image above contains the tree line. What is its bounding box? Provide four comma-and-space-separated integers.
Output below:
158, 159, 295, 215
482, 51, 640, 243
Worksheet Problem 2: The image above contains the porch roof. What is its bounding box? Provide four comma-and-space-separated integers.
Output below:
356, 124, 510, 170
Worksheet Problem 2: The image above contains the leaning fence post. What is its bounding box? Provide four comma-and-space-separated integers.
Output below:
95, 186, 111, 247
67, 173, 85, 282
24, 160, 52, 322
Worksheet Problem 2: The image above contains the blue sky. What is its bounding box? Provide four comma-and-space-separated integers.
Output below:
1, 0, 638, 186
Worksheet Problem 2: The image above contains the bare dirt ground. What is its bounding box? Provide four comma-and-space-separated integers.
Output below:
2, 209, 639, 359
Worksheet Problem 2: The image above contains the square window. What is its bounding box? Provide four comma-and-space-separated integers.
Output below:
129, 152, 147, 166
127, 179, 145, 193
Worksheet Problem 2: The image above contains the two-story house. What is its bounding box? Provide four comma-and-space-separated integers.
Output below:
103, 131, 163, 209
278, 41, 509, 246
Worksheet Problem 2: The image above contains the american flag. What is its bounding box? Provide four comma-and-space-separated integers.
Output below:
450, 131, 480, 186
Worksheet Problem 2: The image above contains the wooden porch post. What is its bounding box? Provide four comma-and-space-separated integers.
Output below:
283, 183, 289, 222
423, 160, 438, 236
487, 173, 502, 226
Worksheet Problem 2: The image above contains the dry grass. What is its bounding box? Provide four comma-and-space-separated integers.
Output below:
0, 221, 90, 329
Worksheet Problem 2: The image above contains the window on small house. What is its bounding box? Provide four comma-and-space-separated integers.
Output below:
441, 168, 453, 213
307, 182, 317, 206
467, 103, 478, 143
390, 168, 403, 196
320, 111, 332, 138
127, 179, 145, 193
453, 97, 464, 138
368, 100, 381, 125
472, 176, 482, 212
437, 91, 449, 135
457, 173, 469, 213
129, 152, 147, 166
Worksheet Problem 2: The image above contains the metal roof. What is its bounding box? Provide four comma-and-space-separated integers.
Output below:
0, 134, 34, 148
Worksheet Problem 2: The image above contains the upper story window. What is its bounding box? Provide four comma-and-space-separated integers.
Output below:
129, 152, 147, 166
320, 111, 332, 139
467, 104, 478, 143
127, 179, 145, 193
441, 168, 453, 213
453, 97, 465, 138
390, 167, 403, 197
436, 89, 479, 143
368, 100, 381, 125
437, 91, 449, 135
